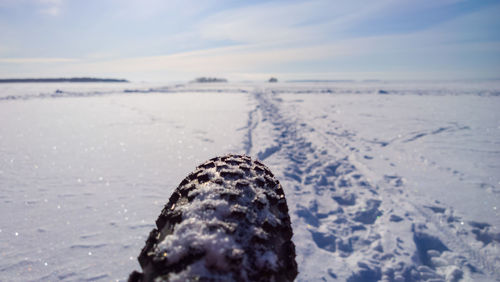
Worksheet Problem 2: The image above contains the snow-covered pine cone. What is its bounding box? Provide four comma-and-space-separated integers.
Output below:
129, 154, 298, 281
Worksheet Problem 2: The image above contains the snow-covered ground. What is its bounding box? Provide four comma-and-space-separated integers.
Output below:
0, 81, 499, 281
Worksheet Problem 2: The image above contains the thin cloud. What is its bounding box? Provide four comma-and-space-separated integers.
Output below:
0, 57, 79, 63
66, 3, 499, 81
0, 0, 498, 81
37, 0, 64, 16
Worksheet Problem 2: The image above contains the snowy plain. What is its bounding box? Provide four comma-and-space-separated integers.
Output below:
0, 81, 499, 281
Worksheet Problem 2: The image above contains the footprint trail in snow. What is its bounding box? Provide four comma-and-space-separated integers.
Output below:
246, 88, 500, 281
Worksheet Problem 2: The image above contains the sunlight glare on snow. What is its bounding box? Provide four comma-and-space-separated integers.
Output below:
0, 81, 498, 281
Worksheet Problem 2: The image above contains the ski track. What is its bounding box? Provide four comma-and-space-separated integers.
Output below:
247, 88, 500, 281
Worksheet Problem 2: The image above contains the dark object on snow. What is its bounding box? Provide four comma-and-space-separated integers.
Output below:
129, 154, 297, 281
378, 90, 389, 94
269, 77, 278, 83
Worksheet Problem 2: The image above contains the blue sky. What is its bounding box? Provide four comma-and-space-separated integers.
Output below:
0, 0, 499, 82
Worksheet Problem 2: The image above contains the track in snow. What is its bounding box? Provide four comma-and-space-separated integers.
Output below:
246, 88, 500, 281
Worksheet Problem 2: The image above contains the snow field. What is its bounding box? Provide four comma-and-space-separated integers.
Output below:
0, 81, 499, 281
247, 84, 500, 281
0, 89, 252, 281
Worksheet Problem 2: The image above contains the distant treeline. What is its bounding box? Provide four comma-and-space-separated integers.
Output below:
192, 77, 228, 83
0, 77, 129, 83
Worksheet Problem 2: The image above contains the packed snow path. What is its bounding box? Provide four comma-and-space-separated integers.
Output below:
245, 87, 500, 281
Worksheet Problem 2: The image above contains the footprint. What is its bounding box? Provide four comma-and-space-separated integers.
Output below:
353, 199, 382, 224
310, 230, 336, 252
332, 192, 356, 206
412, 224, 449, 267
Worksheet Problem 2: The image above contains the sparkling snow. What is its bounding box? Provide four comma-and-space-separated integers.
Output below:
0, 81, 499, 281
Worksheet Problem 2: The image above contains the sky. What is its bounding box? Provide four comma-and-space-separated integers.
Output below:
0, 0, 499, 82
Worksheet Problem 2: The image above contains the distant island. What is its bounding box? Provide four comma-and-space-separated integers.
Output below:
0, 77, 129, 83
192, 77, 228, 83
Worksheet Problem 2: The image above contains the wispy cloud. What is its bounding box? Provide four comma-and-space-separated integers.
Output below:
0, 0, 498, 81
37, 0, 64, 16
196, 0, 469, 46
110, 0, 215, 20
197, 0, 377, 44
64, 2, 499, 81
0, 57, 78, 63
